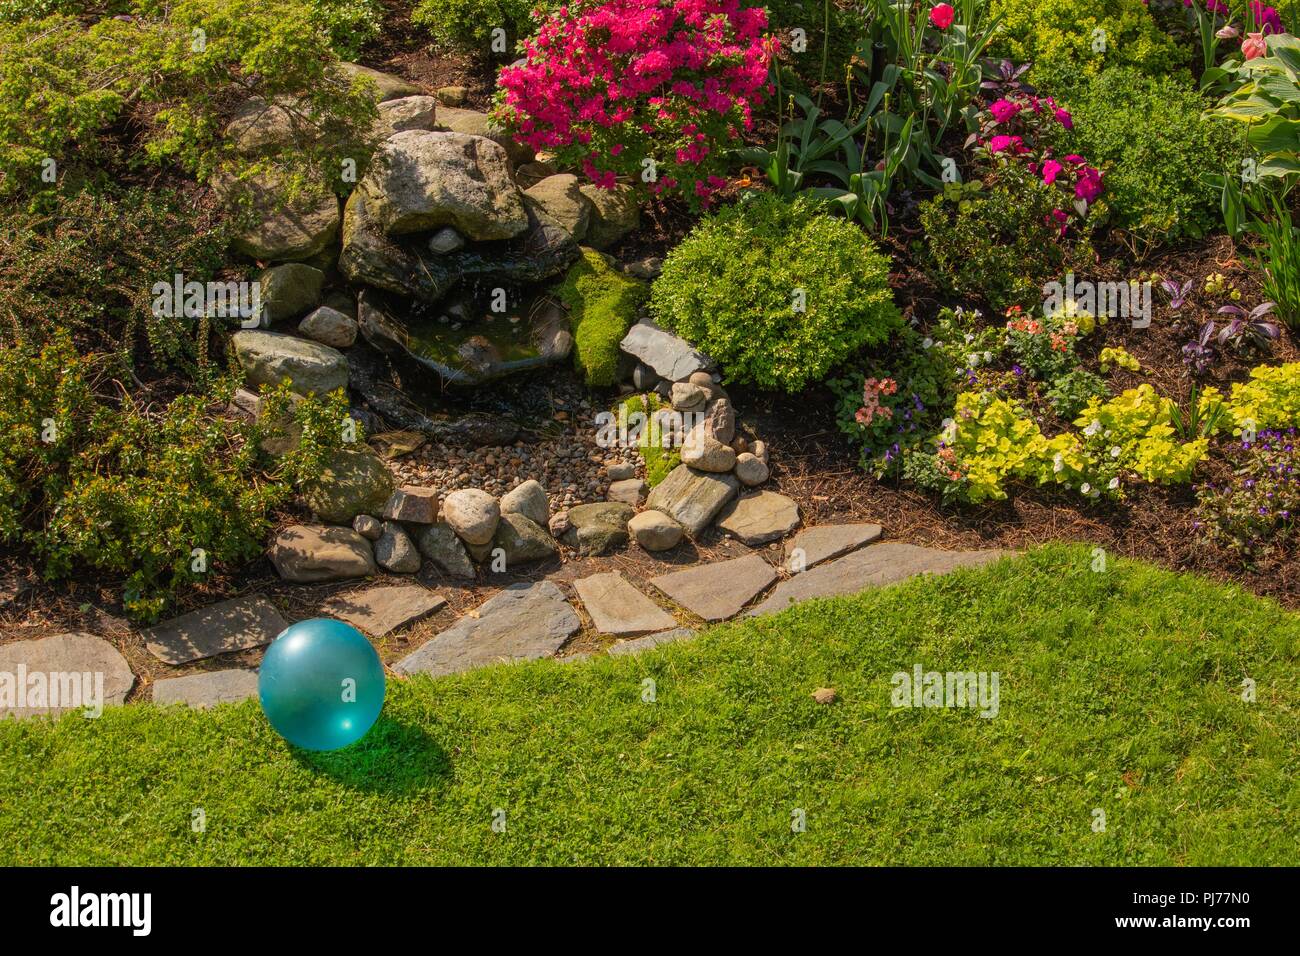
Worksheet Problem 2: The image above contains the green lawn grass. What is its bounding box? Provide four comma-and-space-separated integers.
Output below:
2, 543, 1296, 865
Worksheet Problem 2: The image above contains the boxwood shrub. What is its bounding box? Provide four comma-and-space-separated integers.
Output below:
649, 194, 901, 393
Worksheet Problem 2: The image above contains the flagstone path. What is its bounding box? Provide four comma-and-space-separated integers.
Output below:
0, 521, 1011, 714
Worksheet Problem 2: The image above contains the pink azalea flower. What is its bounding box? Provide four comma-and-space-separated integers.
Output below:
929, 3, 955, 29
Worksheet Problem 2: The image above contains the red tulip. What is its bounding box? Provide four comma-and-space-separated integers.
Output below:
929, 3, 955, 29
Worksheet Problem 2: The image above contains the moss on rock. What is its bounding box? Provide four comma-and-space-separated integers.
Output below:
557, 248, 646, 387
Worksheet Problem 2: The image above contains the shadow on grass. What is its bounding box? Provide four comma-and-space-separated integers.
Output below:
291, 715, 451, 795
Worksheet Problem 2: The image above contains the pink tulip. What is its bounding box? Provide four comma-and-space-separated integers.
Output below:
929, 3, 955, 29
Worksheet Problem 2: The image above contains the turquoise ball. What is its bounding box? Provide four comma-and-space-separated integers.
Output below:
258, 618, 386, 751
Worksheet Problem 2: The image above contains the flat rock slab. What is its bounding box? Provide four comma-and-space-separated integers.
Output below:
750, 543, 1006, 617
608, 627, 697, 657
0, 632, 134, 719
619, 319, 711, 382
716, 491, 800, 545
395, 580, 579, 678
323, 583, 447, 638
143, 595, 287, 665
650, 554, 776, 621
645, 464, 738, 536
152, 669, 259, 709
785, 523, 883, 571
573, 572, 676, 636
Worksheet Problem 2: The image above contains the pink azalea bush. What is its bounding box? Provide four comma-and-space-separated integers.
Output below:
970, 92, 1103, 236
495, 0, 775, 210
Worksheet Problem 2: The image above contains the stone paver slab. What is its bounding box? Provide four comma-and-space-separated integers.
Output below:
751, 543, 1006, 617
716, 491, 800, 545
323, 583, 447, 637
143, 595, 287, 665
784, 523, 883, 571
650, 553, 776, 621
153, 669, 259, 709
0, 632, 134, 719
574, 572, 676, 636
608, 627, 697, 657
395, 580, 579, 677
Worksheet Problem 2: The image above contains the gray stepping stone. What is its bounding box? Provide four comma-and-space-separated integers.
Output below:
143, 595, 287, 665
153, 669, 259, 709
573, 572, 676, 636
645, 463, 738, 536
395, 580, 579, 678
608, 627, 697, 657
784, 523, 883, 571
0, 632, 134, 719
716, 491, 800, 545
323, 583, 447, 637
649, 554, 776, 621
750, 543, 1006, 617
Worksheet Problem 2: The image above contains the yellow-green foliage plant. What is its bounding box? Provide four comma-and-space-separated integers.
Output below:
989, 0, 1187, 92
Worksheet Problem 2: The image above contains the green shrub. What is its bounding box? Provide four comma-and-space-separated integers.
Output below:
412, 0, 541, 56
989, 0, 1187, 92
0, 187, 230, 372
0, 2, 377, 198
309, 0, 384, 58
556, 249, 647, 387
918, 164, 1093, 313
1058, 68, 1245, 254
0, 332, 356, 620
650, 194, 901, 393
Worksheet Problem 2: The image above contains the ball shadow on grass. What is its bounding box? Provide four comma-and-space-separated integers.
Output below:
290, 715, 451, 795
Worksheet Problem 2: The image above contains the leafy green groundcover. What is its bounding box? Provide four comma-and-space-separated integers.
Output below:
2, 543, 1295, 865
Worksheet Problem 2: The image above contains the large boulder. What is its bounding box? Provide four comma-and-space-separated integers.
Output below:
443, 488, 500, 545
232, 330, 348, 396
578, 183, 640, 249
341, 189, 578, 307
217, 170, 340, 263
645, 463, 738, 536
334, 61, 421, 102
415, 522, 476, 578
360, 131, 528, 240
523, 174, 592, 241
561, 502, 634, 556
302, 447, 396, 524
435, 106, 533, 166
490, 512, 559, 566
257, 263, 324, 322
499, 479, 549, 526
374, 95, 438, 139
270, 524, 377, 582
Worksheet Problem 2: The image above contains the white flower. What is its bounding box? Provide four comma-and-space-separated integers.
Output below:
983, 351, 993, 363
1110, 446, 1121, 458
965, 333, 976, 344
1084, 420, 1101, 437
922, 337, 934, 349
1108, 477, 1120, 490
940, 418, 957, 442
967, 353, 980, 367
1080, 482, 1092, 495
1052, 453, 1064, 473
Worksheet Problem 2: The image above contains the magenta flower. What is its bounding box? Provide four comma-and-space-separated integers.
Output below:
989, 98, 1021, 123
1041, 158, 1064, 185
1075, 167, 1103, 202
1250, 1, 1284, 33
1053, 108, 1073, 129
989, 134, 1023, 154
